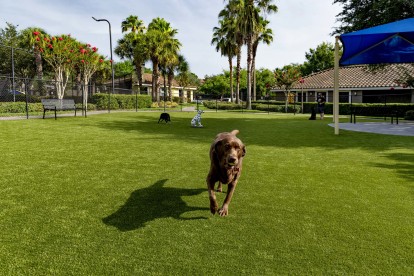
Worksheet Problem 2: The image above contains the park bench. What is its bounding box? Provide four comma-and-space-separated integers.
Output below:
41, 99, 84, 120
350, 106, 400, 124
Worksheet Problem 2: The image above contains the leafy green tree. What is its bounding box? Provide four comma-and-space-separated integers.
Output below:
332, 0, 414, 82
114, 60, 134, 78
300, 42, 338, 76
255, 68, 275, 98
19, 27, 48, 79
332, 0, 414, 34
0, 23, 36, 81
199, 74, 230, 99
34, 32, 107, 99
33, 33, 76, 98
74, 42, 107, 108
274, 64, 301, 112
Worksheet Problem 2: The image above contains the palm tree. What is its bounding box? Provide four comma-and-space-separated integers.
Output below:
221, 0, 277, 108
165, 54, 188, 102
147, 18, 181, 103
218, 0, 244, 104
212, 20, 237, 102
116, 15, 147, 95
176, 56, 190, 103
252, 17, 273, 100
121, 15, 145, 34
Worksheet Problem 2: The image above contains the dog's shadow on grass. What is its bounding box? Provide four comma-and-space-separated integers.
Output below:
102, 179, 209, 231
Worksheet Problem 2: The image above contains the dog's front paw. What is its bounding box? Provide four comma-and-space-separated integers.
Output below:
218, 206, 229, 216
210, 201, 218, 215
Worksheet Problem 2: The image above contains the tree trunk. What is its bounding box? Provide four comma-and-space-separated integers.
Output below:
252, 56, 256, 101
236, 50, 241, 104
168, 73, 173, 101
152, 60, 159, 102
35, 50, 43, 80
246, 37, 252, 110
228, 56, 234, 102
134, 60, 143, 93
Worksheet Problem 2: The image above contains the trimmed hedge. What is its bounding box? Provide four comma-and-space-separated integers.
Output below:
252, 103, 301, 113
203, 101, 244, 110
0, 102, 43, 113
90, 94, 152, 110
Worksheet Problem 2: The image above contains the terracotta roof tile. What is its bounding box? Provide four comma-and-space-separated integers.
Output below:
290, 64, 414, 90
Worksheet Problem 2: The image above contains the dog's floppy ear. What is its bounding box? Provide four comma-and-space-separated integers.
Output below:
214, 140, 223, 156
242, 144, 246, 157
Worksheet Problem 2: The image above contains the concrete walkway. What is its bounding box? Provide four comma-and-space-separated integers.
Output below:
329, 122, 414, 136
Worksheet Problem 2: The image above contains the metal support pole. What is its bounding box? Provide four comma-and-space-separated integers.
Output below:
334, 36, 340, 135
92, 17, 114, 113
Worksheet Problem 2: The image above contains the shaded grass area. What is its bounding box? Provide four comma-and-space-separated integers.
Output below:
0, 111, 413, 274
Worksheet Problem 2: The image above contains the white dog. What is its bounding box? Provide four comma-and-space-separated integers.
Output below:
191, 110, 204, 127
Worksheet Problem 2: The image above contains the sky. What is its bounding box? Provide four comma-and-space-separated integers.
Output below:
1, 0, 342, 78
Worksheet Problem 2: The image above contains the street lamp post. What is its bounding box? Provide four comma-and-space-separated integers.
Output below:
92, 16, 114, 113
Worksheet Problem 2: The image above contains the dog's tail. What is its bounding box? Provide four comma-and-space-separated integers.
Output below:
230, 129, 240, 136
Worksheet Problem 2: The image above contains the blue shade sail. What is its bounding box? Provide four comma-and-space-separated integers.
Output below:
340, 18, 414, 65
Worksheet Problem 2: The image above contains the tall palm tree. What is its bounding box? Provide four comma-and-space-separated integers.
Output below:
121, 15, 145, 34
175, 56, 190, 103
218, 0, 244, 104
147, 17, 180, 103
221, 0, 277, 108
212, 19, 237, 102
116, 15, 147, 94
165, 54, 187, 102
252, 0, 277, 101
252, 17, 273, 100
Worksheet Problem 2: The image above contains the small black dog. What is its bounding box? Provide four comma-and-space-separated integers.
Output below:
309, 107, 316, 120
158, 113, 171, 123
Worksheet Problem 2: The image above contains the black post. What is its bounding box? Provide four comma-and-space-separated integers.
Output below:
25, 78, 29, 119
92, 17, 114, 113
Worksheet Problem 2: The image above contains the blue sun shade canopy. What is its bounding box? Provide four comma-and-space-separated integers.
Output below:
340, 18, 414, 65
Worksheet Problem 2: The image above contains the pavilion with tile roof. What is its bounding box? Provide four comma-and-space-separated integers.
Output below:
271, 64, 414, 104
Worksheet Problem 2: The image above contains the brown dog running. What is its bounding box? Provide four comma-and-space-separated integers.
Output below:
206, 130, 246, 216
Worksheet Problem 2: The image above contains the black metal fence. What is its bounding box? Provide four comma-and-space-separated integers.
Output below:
0, 74, 137, 118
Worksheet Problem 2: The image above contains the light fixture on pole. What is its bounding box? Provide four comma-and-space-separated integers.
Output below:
92, 16, 114, 113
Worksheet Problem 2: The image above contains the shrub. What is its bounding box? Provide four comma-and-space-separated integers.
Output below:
203, 101, 243, 110
253, 103, 301, 113
90, 94, 152, 110
0, 102, 43, 113
405, 110, 414, 120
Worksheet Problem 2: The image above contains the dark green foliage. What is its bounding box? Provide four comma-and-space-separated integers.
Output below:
90, 94, 152, 110
333, 0, 414, 34
252, 103, 301, 113
0, 102, 43, 113
203, 100, 243, 110
405, 110, 414, 120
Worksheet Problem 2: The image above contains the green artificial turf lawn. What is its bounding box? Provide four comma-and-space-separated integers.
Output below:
0, 111, 413, 275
